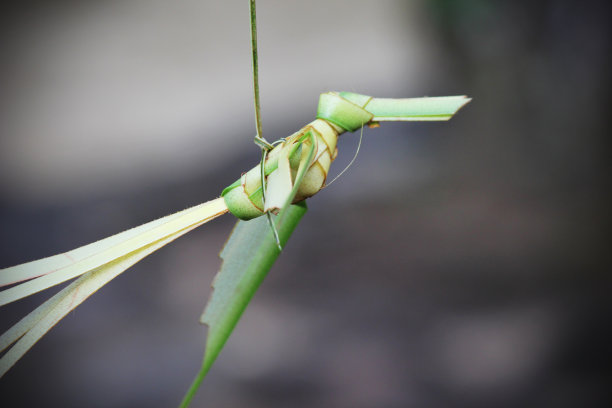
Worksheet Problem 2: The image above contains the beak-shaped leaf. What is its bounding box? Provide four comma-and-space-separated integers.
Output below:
338, 92, 471, 122
369, 95, 471, 121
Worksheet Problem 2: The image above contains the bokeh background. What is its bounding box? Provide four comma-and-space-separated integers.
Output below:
0, 1, 610, 407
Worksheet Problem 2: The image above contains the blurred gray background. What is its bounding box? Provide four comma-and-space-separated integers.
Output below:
0, 1, 610, 407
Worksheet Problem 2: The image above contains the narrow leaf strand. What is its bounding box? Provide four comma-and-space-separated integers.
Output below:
324, 123, 365, 189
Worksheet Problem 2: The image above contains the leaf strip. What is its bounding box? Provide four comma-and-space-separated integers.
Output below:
0, 201, 227, 377
0, 198, 228, 306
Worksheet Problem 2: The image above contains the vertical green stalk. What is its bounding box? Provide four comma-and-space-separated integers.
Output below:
250, 0, 268, 148
250, 0, 281, 249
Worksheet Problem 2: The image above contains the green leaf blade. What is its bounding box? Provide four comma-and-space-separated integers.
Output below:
199, 202, 307, 375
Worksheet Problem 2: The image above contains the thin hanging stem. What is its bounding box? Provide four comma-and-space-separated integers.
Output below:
250, 0, 266, 147
250, 0, 282, 250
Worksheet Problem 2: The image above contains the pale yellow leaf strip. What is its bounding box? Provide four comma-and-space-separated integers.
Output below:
0, 199, 221, 288
0, 199, 227, 377
0, 198, 228, 306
